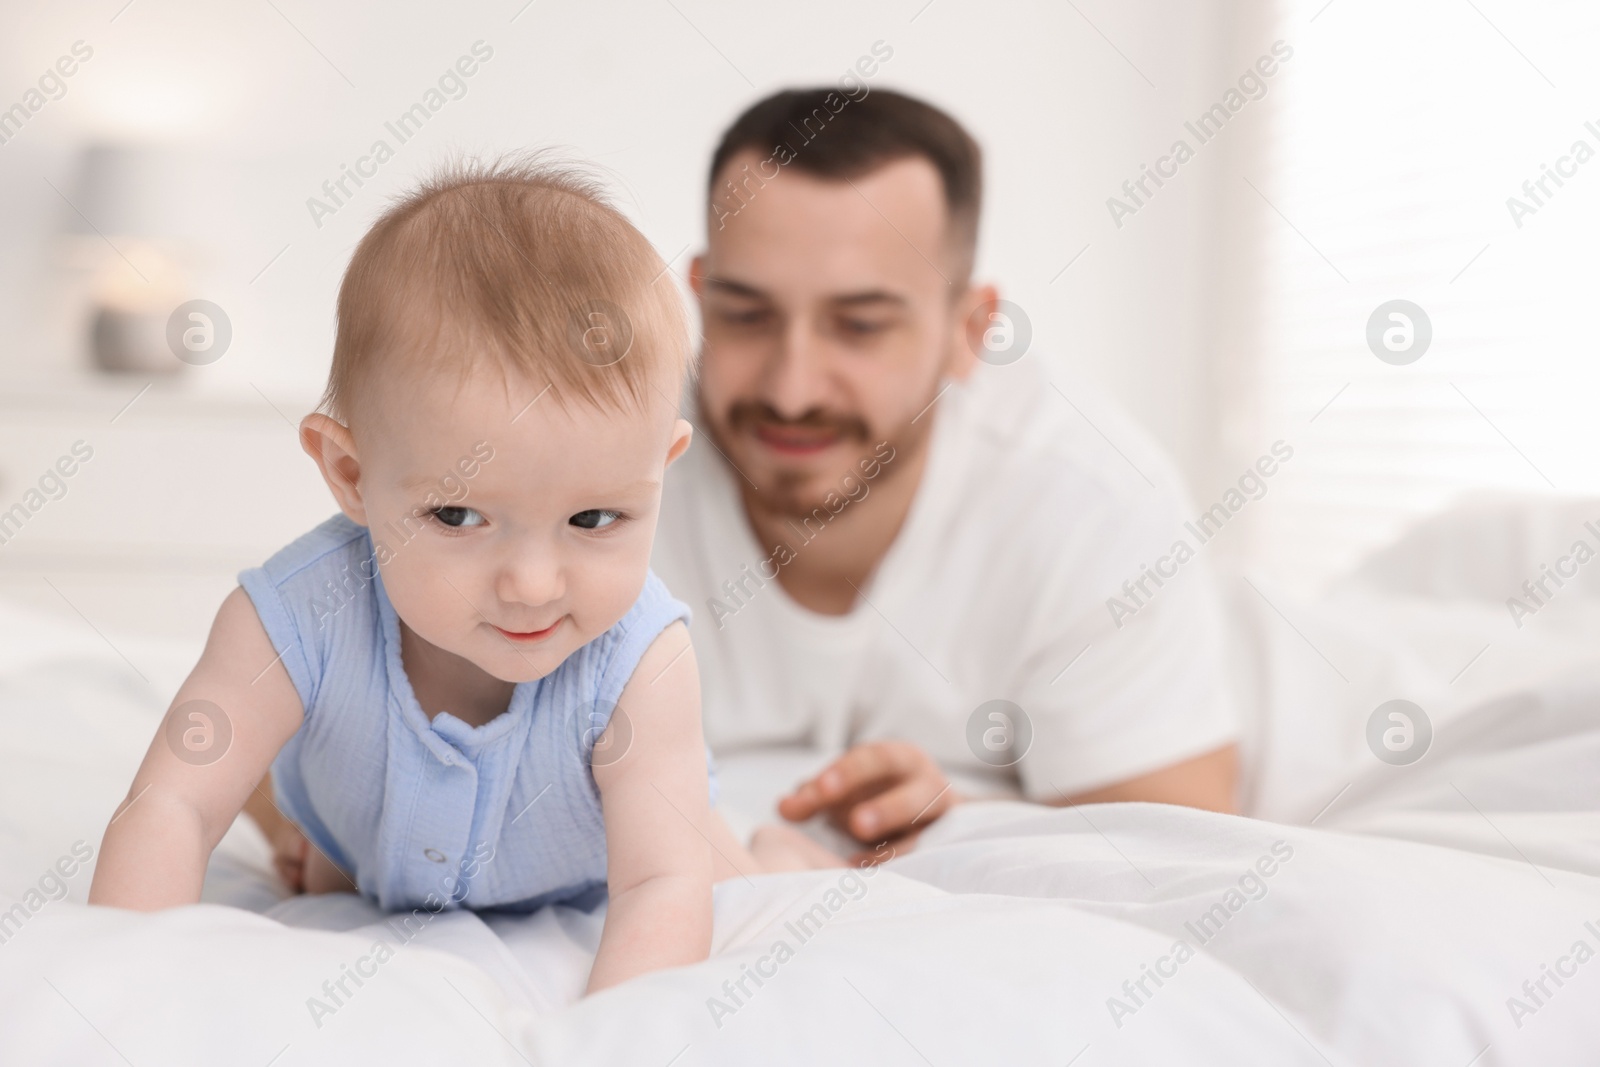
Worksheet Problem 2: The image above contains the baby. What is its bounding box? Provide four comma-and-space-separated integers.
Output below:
89, 159, 836, 993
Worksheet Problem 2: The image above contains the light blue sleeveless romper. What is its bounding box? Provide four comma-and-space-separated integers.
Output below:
237, 512, 710, 914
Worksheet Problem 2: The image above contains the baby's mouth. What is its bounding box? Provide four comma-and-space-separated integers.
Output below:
493, 618, 562, 643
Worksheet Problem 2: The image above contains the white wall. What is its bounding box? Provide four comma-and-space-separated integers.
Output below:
0, 0, 1235, 491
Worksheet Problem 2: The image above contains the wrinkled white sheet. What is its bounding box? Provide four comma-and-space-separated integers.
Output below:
3, 499, 1600, 1065
7, 794, 1599, 1065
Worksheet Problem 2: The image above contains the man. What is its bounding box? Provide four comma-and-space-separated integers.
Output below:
652, 87, 1238, 861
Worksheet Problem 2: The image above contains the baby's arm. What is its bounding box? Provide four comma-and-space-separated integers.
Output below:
89, 586, 304, 910
586, 621, 714, 994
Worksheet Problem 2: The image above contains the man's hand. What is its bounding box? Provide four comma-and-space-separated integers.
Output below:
778, 741, 960, 864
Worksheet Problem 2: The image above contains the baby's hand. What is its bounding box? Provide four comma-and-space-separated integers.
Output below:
268, 820, 311, 893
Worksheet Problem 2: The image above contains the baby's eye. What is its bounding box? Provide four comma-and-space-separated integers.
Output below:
430, 506, 485, 529
570, 509, 622, 530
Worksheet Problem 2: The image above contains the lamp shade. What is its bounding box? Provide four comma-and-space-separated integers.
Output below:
69, 142, 191, 240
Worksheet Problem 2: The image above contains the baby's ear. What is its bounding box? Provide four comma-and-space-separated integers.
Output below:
300, 413, 368, 523
664, 417, 694, 468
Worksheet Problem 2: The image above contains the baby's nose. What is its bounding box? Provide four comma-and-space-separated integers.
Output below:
495, 549, 565, 607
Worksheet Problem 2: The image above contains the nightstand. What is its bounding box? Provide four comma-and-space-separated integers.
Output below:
0, 376, 336, 649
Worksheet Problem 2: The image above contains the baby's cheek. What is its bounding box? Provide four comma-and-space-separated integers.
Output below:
575, 562, 652, 642
383, 554, 479, 649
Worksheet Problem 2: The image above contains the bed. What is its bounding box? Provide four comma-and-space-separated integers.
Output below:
2, 494, 1598, 1065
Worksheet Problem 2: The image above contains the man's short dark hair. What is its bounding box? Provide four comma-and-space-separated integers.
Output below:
708, 87, 983, 284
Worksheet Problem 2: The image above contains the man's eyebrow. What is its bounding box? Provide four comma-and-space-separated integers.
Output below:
703, 276, 768, 299
830, 291, 908, 309
705, 276, 908, 309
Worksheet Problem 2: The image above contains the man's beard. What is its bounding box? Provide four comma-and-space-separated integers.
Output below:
714, 395, 936, 521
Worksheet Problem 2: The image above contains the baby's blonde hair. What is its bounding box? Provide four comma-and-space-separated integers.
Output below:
318, 155, 691, 423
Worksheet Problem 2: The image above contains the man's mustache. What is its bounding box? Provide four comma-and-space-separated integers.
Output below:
726, 402, 870, 442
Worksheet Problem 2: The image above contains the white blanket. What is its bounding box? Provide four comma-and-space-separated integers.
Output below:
6, 797, 1599, 1065
2, 541, 1599, 1064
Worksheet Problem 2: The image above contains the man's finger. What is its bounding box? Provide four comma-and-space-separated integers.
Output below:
776, 780, 827, 822
845, 775, 955, 842
778, 742, 922, 821
781, 775, 892, 826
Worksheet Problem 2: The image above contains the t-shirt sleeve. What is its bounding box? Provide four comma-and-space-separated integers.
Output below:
591, 571, 692, 709
236, 563, 319, 716
586, 570, 718, 805
1011, 490, 1239, 802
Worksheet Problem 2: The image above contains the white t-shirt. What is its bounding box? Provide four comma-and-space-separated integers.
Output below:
651, 356, 1236, 802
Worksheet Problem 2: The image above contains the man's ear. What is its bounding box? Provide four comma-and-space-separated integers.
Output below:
300, 413, 369, 525
688, 254, 707, 301
947, 282, 1000, 382
664, 417, 694, 468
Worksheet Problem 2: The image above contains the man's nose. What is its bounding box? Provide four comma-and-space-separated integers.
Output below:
758, 320, 830, 419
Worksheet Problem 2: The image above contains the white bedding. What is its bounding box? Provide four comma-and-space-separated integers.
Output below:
3, 499, 1600, 1065
6, 790, 1599, 1065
